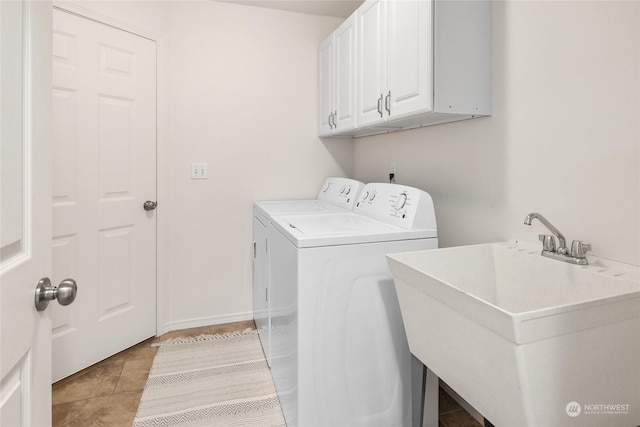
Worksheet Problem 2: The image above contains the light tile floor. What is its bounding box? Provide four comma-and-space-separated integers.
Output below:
52, 320, 481, 427
52, 320, 255, 426
438, 388, 483, 427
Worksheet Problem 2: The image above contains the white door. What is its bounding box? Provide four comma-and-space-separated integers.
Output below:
51, 8, 157, 381
333, 13, 357, 132
318, 34, 334, 136
356, 0, 387, 127
386, 0, 433, 120
1, 1, 54, 426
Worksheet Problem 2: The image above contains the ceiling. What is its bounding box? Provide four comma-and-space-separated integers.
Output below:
218, 0, 363, 18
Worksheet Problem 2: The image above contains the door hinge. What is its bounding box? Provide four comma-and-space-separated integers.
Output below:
253, 241, 256, 259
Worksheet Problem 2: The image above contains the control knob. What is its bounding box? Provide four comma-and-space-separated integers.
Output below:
394, 192, 408, 210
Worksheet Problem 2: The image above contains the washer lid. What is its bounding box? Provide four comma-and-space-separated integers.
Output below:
272, 212, 437, 248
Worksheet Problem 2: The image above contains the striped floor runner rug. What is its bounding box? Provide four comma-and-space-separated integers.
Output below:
133, 330, 286, 427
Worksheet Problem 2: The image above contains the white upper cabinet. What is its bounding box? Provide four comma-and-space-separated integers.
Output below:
318, 14, 357, 137
319, 0, 492, 138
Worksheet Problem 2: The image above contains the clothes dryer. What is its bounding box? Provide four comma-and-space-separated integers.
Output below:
268, 183, 438, 427
253, 177, 364, 366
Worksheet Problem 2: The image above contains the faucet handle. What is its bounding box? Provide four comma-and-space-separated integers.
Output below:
571, 240, 591, 259
539, 234, 556, 252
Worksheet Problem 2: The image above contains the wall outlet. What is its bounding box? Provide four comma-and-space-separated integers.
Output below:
191, 163, 208, 180
389, 163, 397, 183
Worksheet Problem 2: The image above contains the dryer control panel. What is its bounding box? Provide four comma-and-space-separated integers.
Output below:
354, 183, 437, 230
317, 177, 365, 209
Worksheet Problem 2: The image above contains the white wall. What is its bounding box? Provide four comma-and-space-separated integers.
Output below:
166, 1, 351, 329
58, 0, 170, 36
354, 0, 640, 266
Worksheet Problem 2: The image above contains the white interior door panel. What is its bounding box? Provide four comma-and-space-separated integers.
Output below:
51, 8, 157, 381
1, 1, 53, 425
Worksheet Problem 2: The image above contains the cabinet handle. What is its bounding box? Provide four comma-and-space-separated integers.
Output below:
377, 94, 383, 118
385, 91, 391, 115
333, 110, 337, 128
328, 113, 334, 129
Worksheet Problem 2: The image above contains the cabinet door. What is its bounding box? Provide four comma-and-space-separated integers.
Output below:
387, 0, 433, 119
253, 216, 270, 364
356, 0, 387, 127
334, 14, 357, 131
318, 34, 334, 136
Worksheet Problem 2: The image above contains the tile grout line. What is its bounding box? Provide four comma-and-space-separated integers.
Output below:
440, 408, 465, 416
110, 360, 128, 396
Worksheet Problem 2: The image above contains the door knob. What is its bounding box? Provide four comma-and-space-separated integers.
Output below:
35, 278, 77, 311
143, 200, 157, 211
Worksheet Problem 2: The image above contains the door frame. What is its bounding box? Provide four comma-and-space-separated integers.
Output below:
52, 1, 169, 337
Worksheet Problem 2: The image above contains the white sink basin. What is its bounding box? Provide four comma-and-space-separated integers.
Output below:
387, 241, 640, 426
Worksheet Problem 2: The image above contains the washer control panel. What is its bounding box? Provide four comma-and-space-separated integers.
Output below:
354, 183, 436, 230
317, 177, 365, 209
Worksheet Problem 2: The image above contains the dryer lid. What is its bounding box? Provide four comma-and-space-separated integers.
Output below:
254, 200, 345, 217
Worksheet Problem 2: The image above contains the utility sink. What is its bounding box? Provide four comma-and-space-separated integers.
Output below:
387, 241, 640, 426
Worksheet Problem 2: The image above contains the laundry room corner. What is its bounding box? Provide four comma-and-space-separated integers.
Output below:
164, 0, 355, 332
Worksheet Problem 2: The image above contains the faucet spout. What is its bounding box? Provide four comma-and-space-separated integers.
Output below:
524, 212, 567, 251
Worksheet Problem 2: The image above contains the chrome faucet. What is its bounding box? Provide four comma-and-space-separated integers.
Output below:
524, 212, 591, 265
524, 212, 568, 254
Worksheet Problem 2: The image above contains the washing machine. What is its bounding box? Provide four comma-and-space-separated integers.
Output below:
268, 183, 438, 427
253, 177, 365, 366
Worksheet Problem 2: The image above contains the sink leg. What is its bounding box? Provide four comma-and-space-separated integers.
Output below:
422, 366, 439, 427
412, 357, 423, 427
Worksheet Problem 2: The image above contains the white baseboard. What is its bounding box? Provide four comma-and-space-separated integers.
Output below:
160, 311, 254, 335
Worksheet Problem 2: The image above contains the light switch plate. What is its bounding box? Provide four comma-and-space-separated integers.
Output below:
191, 163, 208, 180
